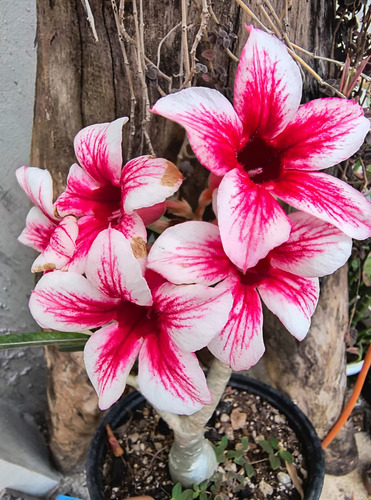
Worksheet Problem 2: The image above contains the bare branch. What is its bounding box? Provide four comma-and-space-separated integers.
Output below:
81, 0, 99, 42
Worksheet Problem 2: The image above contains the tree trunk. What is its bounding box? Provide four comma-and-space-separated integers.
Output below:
263, 266, 358, 474
31, 0, 352, 471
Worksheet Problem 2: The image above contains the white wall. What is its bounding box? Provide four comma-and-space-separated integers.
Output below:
0, 1, 47, 421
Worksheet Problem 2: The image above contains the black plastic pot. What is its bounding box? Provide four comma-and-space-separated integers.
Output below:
86, 374, 325, 500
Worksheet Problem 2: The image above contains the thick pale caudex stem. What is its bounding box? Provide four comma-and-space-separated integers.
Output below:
157, 358, 232, 487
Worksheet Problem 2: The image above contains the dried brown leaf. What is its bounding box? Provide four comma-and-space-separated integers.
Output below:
285, 461, 304, 500
230, 408, 247, 430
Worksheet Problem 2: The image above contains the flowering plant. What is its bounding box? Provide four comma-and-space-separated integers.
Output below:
2, 26, 371, 488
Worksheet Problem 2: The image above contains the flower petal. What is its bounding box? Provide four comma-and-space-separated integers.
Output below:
115, 212, 148, 273
74, 117, 128, 186
208, 280, 264, 371
217, 169, 291, 271
152, 87, 243, 176
121, 156, 183, 213
85, 227, 152, 306
234, 26, 302, 140
84, 321, 144, 410
65, 215, 109, 273
137, 202, 165, 225
18, 206, 56, 253
32, 216, 79, 273
148, 221, 233, 285
258, 270, 319, 340
153, 281, 233, 352
276, 98, 370, 171
272, 170, 371, 240
56, 163, 121, 218
138, 332, 211, 415
16, 166, 56, 220
29, 270, 119, 331
269, 212, 352, 277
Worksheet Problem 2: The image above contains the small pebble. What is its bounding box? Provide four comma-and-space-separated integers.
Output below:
277, 471, 292, 485
274, 414, 286, 424
259, 479, 274, 496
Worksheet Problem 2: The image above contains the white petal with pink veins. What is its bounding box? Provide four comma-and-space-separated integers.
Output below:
138, 332, 211, 415
116, 212, 148, 273
74, 117, 128, 186
18, 206, 56, 253
258, 270, 319, 340
64, 215, 108, 274
85, 227, 153, 306
16, 166, 56, 220
56, 163, 108, 217
269, 212, 352, 277
148, 221, 233, 285
208, 280, 264, 371
152, 87, 243, 176
121, 156, 183, 213
234, 26, 302, 140
29, 271, 119, 331
276, 98, 370, 171
84, 322, 144, 410
32, 216, 78, 273
218, 169, 291, 272
153, 281, 233, 352
272, 170, 371, 240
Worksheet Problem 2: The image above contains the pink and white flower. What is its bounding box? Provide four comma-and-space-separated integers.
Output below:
152, 26, 371, 272
55, 118, 183, 272
29, 227, 232, 414
147, 213, 352, 370
16, 166, 78, 272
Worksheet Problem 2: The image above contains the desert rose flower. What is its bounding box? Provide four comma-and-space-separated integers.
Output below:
16, 166, 78, 272
152, 26, 371, 272
147, 213, 352, 370
29, 227, 233, 414
56, 117, 183, 272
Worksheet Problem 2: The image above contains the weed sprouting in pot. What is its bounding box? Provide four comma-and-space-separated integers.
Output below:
171, 434, 295, 499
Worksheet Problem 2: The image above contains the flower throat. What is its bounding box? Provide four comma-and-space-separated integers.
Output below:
237, 137, 282, 184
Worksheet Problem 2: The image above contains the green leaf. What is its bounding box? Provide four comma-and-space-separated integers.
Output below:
362, 251, 371, 286
58, 345, 85, 352
234, 456, 246, 466
199, 480, 208, 492
0, 331, 89, 350
226, 450, 236, 458
269, 453, 281, 470
171, 483, 182, 500
181, 489, 194, 500
241, 436, 249, 451
219, 435, 228, 448
269, 437, 279, 450
279, 450, 293, 463
199, 492, 208, 500
244, 463, 255, 478
258, 439, 274, 454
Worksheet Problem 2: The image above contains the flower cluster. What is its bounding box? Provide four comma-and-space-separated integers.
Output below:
19, 26, 370, 416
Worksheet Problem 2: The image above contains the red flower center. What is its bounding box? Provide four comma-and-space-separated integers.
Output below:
237, 136, 282, 185
239, 258, 271, 287
116, 301, 154, 339
93, 184, 121, 220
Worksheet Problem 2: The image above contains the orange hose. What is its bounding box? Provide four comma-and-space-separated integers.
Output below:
322, 343, 371, 449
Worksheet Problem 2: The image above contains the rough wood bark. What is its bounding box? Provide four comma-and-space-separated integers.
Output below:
263, 266, 358, 474
31, 0, 352, 472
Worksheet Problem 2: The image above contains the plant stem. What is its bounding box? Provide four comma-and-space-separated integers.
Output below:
158, 358, 232, 487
